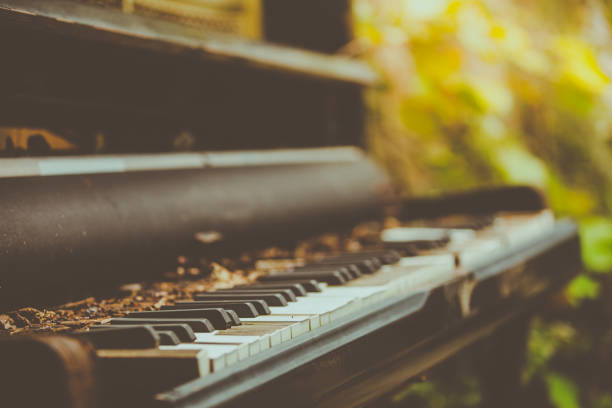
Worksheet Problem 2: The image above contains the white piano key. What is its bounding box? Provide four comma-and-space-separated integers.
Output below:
159, 343, 241, 371
381, 261, 457, 295
231, 322, 285, 345
495, 210, 555, 247
309, 286, 386, 298
239, 317, 304, 341
351, 254, 456, 294
450, 238, 504, 269
319, 312, 331, 326
388, 265, 457, 294
448, 229, 477, 243
305, 315, 321, 330
268, 330, 282, 346
240, 315, 310, 323
383, 253, 456, 297
194, 334, 264, 357
232, 343, 249, 361
381, 227, 448, 242
213, 323, 283, 348
399, 254, 455, 268
268, 297, 357, 322
239, 315, 311, 338
290, 319, 311, 337
252, 313, 320, 330
308, 286, 389, 306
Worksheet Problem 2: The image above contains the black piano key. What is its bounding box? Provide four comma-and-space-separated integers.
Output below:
442, 216, 494, 230
193, 293, 288, 307
225, 310, 241, 326
110, 318, 214, 333
385, 239, 450, 252
337, 268, 355, 281
421, 240, 447, 249
166, 301, 262, 317
237, 283, 307, 296
319, 251, 384, 260
325, 264, 362, 278
264, 279, 322, 292
344, 264, 365, 277
90, 323, 196, 343
362, 250, 402, 264
247, 279, 322, 292
294, 265, 362, 279
176, 300, 269, 315
212, 288, 297, 302
258, 271, 346, 285
156, 330, 181, 346
126, 309, 233, 330
362, 258, 382, 272
322, 250, 401, 265
76, 325, 159, 349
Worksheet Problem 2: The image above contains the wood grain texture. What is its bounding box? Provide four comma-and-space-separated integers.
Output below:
0, 0, 377, 85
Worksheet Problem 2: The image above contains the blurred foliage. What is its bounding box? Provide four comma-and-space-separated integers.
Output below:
351, 0, 612, 406
547, 373, 581, 408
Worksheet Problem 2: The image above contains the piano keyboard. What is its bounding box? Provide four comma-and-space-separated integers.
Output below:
76, 210, 557, 378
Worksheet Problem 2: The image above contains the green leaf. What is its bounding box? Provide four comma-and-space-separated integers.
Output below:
566, 274, 601, 306
495, 146, 549, 187
546, 372, 580, 408
580, 218, 612, 273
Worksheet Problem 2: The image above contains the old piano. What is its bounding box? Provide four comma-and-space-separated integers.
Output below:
0, 1, 582, 408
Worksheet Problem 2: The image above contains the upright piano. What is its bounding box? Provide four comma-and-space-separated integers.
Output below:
0, 2, 582, 408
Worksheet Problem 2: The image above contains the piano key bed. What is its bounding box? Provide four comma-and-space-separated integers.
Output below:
0, 210, 581, 408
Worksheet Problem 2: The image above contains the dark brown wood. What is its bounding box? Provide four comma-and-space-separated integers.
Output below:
0, 0, 375, 84
0, 336, 97, 408
75, 325, 161, 349
96, 348, 207, 406
0, 0, 373, 154
474, 317, 531, 408
263, 0, 353, 53
398, 186, 548, 219
69, 0, 354, 54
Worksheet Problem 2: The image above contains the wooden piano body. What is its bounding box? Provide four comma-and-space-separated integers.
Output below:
0, 2, 582, 408
0, 0, 371, 153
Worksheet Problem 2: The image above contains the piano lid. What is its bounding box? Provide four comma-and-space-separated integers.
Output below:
0, 0, 378, 86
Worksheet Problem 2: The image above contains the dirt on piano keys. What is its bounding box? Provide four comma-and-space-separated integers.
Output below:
0, 219, 393, 336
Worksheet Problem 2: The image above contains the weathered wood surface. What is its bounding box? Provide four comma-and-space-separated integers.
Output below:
0, 0, 371, 152
0, 0, 378, 85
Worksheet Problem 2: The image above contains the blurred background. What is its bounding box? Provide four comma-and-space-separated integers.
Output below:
352, 0, 612, 407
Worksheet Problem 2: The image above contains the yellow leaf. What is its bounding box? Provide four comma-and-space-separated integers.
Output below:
495, 147, 549, 187
554, 36, 609, 93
